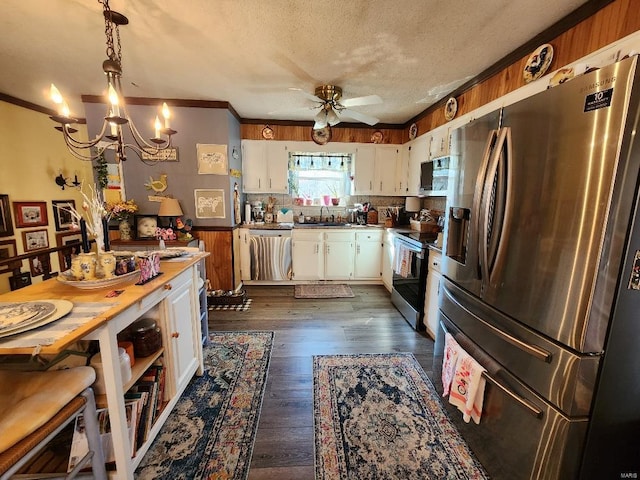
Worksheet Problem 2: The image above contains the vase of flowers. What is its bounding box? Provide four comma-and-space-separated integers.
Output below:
106, 199, 138, 241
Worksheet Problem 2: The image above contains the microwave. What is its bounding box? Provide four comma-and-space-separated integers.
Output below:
419, 156, 449, 196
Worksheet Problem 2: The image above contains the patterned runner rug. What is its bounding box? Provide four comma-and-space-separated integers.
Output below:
136, 331, 273, 480
295, 284, 354, 299
313, 353, 489, 480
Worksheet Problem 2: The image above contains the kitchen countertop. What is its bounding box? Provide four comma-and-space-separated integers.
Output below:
240, 222, 384, 230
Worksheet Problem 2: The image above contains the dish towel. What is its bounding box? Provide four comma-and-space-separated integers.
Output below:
448, 348, 487, 424
441, 332, 461, 396
394, 245, 413, 278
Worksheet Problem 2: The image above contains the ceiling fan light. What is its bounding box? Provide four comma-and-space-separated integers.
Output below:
314, 110, 328, 129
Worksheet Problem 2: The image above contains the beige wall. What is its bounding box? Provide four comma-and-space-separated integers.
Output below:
0, 102, 93, 293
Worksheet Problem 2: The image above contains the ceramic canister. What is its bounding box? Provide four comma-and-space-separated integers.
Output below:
99, 251, 116, 278
78, 252, 97, 280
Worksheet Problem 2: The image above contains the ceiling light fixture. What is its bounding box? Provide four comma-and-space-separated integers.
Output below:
49, 0, 176, 163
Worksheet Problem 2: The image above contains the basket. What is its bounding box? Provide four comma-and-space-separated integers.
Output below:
366, 210, 379, 224
207, 289, 247, 306
409, 218, 440, 233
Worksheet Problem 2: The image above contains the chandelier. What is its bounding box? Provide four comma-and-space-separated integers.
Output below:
49, 0, 176, 163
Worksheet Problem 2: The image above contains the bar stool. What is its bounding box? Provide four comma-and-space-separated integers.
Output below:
0, 366, 107, 480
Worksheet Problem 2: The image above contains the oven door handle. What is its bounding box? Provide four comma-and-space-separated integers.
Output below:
394, 238, 424, 259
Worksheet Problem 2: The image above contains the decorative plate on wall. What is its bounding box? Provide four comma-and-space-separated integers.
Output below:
261, 125, 274, 140
409, 123, 418, 140
371, 130, 384, 144
444, 97, 458, 121
311, 126, 332, 145
523, 44, 554, 84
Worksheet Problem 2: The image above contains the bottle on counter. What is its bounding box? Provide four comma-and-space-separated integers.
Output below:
298, 212, 304, 224
245, 202, 252, 224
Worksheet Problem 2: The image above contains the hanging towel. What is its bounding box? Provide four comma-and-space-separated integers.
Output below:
441, 332, 461, 396
394, 244, 414, 278
448, 349, 487, 424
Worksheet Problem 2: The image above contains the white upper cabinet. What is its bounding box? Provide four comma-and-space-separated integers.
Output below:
241, 140, 289, 193
428, 125, 451, 159
353, 144, 399, 196
402, 135, 429, 196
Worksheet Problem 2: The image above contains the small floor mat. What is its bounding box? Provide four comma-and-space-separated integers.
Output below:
294, 284, 354, 299
208, 299, 252, 311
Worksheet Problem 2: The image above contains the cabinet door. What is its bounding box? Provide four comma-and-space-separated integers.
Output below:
374, 146, 399, 196
354, 231, 382, 279
324, 240, 354, 280
353, 146, 376, 194
381, 230, 394, 290
408, 136, 429, 195
396, 144, 410, 195
241, 141, 267, 192
265, 142, 289, 193
292, 239, 323, 280
423, 251, 442, 339
429, 126, 450, 159
239, 229, 251, 281
165, 281, 198, 393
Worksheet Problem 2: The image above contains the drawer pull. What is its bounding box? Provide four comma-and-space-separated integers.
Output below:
164, 284, 173, 290
171, 332, 180, 338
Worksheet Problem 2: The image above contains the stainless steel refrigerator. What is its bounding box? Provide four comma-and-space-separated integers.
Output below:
433, 56, 640, 479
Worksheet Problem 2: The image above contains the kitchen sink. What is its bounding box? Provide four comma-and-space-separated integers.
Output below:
298, 222, 352, 227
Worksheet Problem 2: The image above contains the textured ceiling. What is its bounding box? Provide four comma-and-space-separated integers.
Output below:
1, 0, 588, 126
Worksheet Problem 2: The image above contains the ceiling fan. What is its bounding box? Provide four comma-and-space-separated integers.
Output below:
289, 85, 383, 129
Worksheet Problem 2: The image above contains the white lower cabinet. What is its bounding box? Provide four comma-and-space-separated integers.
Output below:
423, 250, 442, 339
354, 230, 383, 280
292, 230, 324, 280
324, 231, 355, 280
381, 229, 394, 290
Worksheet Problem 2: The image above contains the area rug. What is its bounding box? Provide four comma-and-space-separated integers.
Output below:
208, 298, 252, 311
313, 353, 489, 480
136, 331, 273, 480
295, 284, 354, 299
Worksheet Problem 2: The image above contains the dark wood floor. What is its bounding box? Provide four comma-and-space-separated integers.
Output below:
208, 284, 435, 480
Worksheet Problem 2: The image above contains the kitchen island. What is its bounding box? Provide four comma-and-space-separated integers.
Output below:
0, 252, 209, 479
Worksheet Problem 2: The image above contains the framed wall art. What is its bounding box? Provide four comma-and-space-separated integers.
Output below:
52, 200, 76, 231
13, 201, 48, 228
0, 195, 14, 237
134, 215, 159, 239
9, 271, 31, 291
56, 231, 83, 271
194, 189, 225, 219
0, 239, 17, 274
29, 254, 49, 277
197, 144, 228, 175
22, 228, 49, 252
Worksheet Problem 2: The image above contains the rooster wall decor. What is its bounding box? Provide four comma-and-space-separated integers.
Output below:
144, 174, 168, 194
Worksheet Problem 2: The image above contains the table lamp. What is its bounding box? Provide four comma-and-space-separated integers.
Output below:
158, 197, 183, 229
405, 197, 421, 219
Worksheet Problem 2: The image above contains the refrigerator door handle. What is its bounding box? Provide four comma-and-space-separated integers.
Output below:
443, 286, 552, 363
472, 128, 499, 280
480, 127, 509, 285
481, 371, 543, 418
489, 127, 514, 286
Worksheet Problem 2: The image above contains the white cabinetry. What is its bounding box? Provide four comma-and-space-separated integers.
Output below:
429, 126, 451, 159
354, 230, 382, 280
241, 140, 289, 193
324, 230, 355, 280
400, 136, 429, 196
292, 230, 324, 280
353, 145, 399, 196
381, 229, 394, 291
239, 229, 251, 281
423, 249, 442, 339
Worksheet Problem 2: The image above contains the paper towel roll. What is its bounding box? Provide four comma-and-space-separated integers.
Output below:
245, 202, 251, 223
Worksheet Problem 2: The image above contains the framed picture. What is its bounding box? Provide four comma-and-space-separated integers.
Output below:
0, 239, 17, 273
194, 189, 226, 219
134, 215, 158, 239
56, 231, 83, 271
9, 272, 31, 291
22, 228, 49, 252
52, 200, 76, 231
0, 195, 13, 237
13, 201, 48, 228
29, 254, 49, 277
197, 144, 228, 175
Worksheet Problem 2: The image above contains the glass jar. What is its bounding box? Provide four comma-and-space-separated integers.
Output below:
131, 318, 162, 358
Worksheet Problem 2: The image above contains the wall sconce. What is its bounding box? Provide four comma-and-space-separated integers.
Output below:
54, 172, 81, 190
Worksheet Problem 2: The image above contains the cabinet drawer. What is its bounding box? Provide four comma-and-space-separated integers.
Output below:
292, 230, 323, 241
355, 230, 382, 242
428, 250, 442, 273
138, 269, 192, 312
324, 231, 354, 242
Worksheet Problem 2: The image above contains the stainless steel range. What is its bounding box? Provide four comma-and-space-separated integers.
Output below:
390, 230, 437, 330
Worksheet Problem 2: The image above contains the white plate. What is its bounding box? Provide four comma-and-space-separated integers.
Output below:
57, 269, 141, 290
0, 300, 74, 339
0, 302, 56, 333
523, 44, 554, 84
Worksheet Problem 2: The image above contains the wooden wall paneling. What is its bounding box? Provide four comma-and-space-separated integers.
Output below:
197, 229, 234, 291
240, 123, 404, 144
